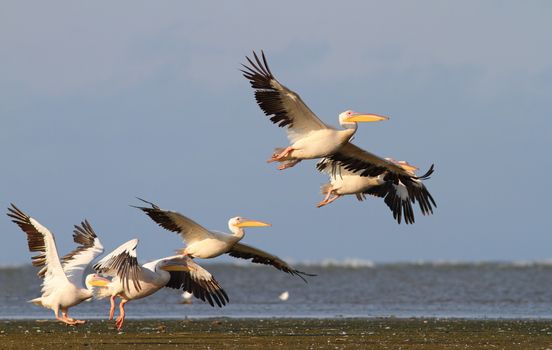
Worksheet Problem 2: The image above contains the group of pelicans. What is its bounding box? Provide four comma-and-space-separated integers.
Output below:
8, 51, 436, 330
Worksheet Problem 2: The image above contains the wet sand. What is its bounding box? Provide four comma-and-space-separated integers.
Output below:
1, 318, 552, 349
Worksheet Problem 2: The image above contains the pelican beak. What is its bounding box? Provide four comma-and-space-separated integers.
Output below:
161, 259, 190, 272
399, 163, 418, 173
235, 219, 272, 228
89, 275, 110, 287
343, 112, 389, 123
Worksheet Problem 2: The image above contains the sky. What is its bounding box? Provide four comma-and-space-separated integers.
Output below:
1, 1, 551, 265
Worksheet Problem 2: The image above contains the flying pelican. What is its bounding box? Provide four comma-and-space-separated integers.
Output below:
89, 238, 228, 330
7, 204, 104, 325
316, 158, 436, 224
133, 198, 314, 282
241, 50, 389, 170
242, 51, 436, 201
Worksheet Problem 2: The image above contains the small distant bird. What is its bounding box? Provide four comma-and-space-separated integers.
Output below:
7, 204, 104, 325
133, 198, 315, 282
181, 291, 193, 304
89, 238, 227, 330
316, 158, 436, 224
278, 291, 289, 301
242, 50, 388, 170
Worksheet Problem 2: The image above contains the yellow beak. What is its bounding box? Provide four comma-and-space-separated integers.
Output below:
160, 258, 192, 272
399, 163, 418, 173
161, 264, 190, 272
89, 276, 110, 287
235, 219, 271, 228
343, 113, 389, 123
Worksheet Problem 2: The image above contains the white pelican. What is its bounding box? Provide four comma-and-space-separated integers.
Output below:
89, 238, 228, 330
133, 198, 315, 282
242, 50, 389, 170
316, 158, 436, 224
7, 204, 104, 325
242, 51, 436, 202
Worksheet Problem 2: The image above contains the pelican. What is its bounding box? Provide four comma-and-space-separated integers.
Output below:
316, 158, 436, 224
242, 51, 437, 203
7, 204, 104, 325
242, 50, 389, 170
89, 238, 228, 330
133, 198, 315, 282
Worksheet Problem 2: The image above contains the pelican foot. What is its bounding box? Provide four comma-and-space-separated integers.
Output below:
277, 160, 301, 170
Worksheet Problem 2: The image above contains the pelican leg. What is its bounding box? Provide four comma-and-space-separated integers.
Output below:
63, 308, 86, 325
317, 191, 341, 208
277, 159, 301, 170
115, 299, 128, 330
267, 147, 294, 163
109, 295, 116, 320
56, 308, 76, 326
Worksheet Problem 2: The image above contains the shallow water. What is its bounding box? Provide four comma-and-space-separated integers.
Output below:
1, 262, 552, 319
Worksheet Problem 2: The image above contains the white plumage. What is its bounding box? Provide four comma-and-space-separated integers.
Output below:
90, 238, 228, 330
134, 198, 315, 282
7, 204, 104, 325
242, 50, 389, 170
316, 158, 436, 224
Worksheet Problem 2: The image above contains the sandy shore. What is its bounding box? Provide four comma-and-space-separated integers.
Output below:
1, 318, 552, 349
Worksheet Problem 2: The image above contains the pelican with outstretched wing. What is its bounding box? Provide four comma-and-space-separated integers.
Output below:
242, 50, 388, 170
89, 238, 228, 330
316, 158, 436, 224
7, 204, 104, 325
133, 198, 315, 282
242, 51, 437, 211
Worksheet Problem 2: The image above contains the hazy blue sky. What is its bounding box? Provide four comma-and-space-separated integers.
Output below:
1, 1, 551, 265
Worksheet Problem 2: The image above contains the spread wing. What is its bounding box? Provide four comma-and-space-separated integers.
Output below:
362, 181, 415, 224
93, 238, 142, 291
318, 157, 436, 224
242, 50, 329, 142
164, 256, 229, 308
329, 143, 411, 179
228, 243, 315, 283
330, 142, 436, 202
133, 198, 212, 245
7, 204, 69, 296
61, 220, 104, 285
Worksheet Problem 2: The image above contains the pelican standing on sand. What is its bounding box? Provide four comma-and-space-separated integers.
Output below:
241, 50, 389, 170
133, 198, 314, 282
316, 158, 436, 224
7, 204, 104, 325
89, 238, 228, 330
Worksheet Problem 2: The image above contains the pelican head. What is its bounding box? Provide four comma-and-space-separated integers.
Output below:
338, 110, 389, 129
229, 217, 271, 229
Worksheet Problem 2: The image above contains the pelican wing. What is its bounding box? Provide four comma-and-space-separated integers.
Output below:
93, 239, 142, 291
318, 155, 436, 224
133, 198, 212, 245
242, 50, 329, 142
228, 243, 315, 283
7, 204, 68, 296
329, 143, 411, 179
363, 181, 416, 224
61, 220, 104, 286
164, 257, 229, 308
316, 157, 362, 178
